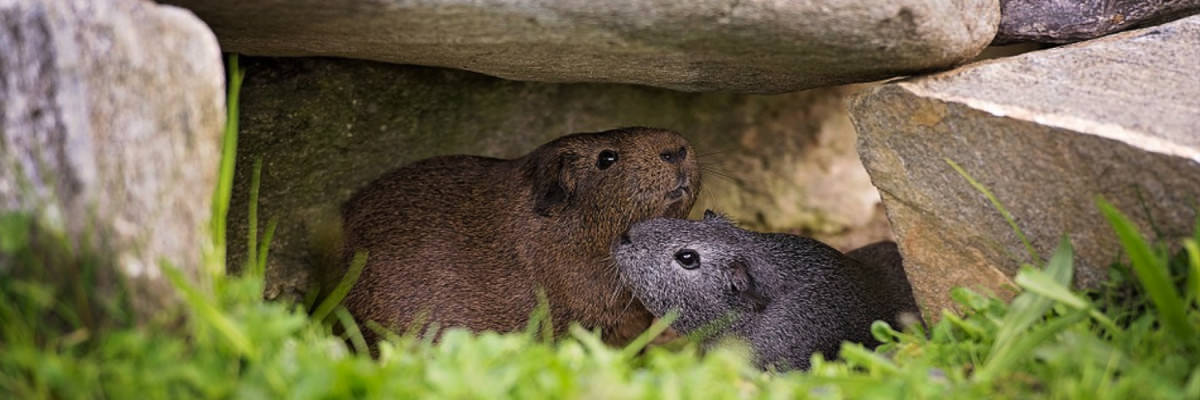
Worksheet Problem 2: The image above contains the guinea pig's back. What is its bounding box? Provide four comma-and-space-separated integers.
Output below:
844, 241, 922, 330
749, 235, 881, 369
343, 155, 511, 247
341, 156, 524, 332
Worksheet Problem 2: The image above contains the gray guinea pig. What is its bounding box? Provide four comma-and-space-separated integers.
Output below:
613, 210, 922, 370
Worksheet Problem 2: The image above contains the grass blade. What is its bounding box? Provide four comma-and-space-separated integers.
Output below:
941, 309, 987, 339
619, 312, 677, 359
1184, 240, 1200, 308
1044, 237, 1074, 285
245, 157, 262, 274
312, 250, 368, 323
988, 238, 1074, 372
1097, 197, 1194, 342
210, 53, 245, 275
1015, 265, 1119, 333
522, 289, 554, 342
335, 307, 369, 355
946, 158, 1041, 265
976, 311, 1087, 382
840, 342, 900, 375
254, 217, 278, 280
160, 261, 252, 357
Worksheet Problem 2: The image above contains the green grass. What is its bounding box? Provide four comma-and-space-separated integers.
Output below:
209, 53, 244, 281
2, 55, 1200, 399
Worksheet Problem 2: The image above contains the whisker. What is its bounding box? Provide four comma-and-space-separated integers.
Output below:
700, 171, 734, 182
608, 284, 622, 308
698, 160, 731, 171
699, 167, 736, 182
603, 254, 624, 308
618, 291, 635, 318
696, 149, 732, 158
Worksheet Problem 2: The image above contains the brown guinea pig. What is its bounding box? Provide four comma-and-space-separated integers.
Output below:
340, 127, 701, 345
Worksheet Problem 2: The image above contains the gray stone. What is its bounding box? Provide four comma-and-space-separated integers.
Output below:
851, 16, 1200, 316
228, 57, 888, 300
0, 0, 225, 313
997, 0, 1200, 43
162, 0, 999, 93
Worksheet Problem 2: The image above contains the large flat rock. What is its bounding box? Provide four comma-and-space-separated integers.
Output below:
851, 16, 1200, 316
0, 0, 224, 314
997, 0, 1200, 43
228, 57, 889, 300
162, 0, 998, 93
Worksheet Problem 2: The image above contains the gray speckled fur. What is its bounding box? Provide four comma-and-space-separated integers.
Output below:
614, 211, 921, 370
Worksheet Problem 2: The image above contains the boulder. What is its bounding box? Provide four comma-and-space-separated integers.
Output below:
0, 0, 224, 314
997, 0, 1200, 43
228, 57, 888, 300
161, 0, 999, 93
851, 16, 1200, 316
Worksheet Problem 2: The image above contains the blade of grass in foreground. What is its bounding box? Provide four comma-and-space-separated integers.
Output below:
522, 289, 554, 342
1015, 265, 1119, 333
246, 157, 262, 274
619, 312, 677, 359
1098, 197, 1195, 342
976, 311, 1087, 382
312, 250, 368, 323
983, 238, 1073, 381
244, 156, 277, 279
336, 307, 369, 355
255, 217, 278, 279
211, 54, 245, 272
1184, 240, 1200, 308
839, 342, 900, 375
161, 260, 252, 357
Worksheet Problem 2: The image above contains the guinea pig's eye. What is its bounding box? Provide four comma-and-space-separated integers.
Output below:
596, 150, 619, 170
674, 249, 700, 269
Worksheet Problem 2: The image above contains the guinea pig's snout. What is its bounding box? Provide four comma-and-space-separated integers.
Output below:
619, 232, 633, 245
659, 146, 687, 165
667, 171, 690, 200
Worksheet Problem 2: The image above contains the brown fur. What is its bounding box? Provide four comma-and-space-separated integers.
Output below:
341, 127, 700, 345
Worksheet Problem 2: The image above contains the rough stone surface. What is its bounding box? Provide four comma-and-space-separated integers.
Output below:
852, 16, 1200, 316
162, 0, 999, 93
230, 57, 888, 300
0, 0, 225, 313
997, 0, 1200, 43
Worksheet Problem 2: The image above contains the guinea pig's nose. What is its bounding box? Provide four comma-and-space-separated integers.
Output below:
659, 146, 687, 164
620, 232, 633, 245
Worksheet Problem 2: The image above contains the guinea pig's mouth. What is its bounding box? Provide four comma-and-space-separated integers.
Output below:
666, 185, 689, 202
610, 230, 640, 268
610, 230, 630, 254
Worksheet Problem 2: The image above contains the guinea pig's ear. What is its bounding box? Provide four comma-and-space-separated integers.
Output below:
703, 209, 735, 226
530, 150, 578, 217
729, 259, 768, 312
